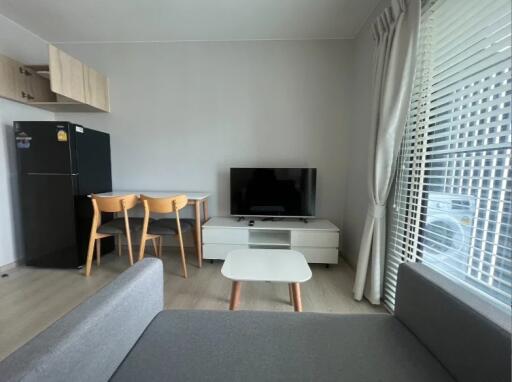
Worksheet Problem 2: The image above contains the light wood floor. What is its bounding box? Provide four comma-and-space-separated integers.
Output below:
0, 248, 385, 361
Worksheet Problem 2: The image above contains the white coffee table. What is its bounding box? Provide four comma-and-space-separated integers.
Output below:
221, 249, 312, 312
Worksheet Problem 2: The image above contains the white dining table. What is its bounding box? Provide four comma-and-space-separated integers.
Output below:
94, 190, 210, 267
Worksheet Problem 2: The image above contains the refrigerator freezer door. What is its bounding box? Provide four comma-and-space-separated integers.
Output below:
14, 121, 77, 175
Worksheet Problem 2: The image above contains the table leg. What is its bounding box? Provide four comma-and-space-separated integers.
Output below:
291, 283, 302, 312
229, 281, 241, 310
288, 283, 294, 306
202, 199, 209, 222
194, 200, 203, 268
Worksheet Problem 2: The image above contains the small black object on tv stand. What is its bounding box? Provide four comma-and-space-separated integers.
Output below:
237, 216, 245, 222
300, 218, 309, 223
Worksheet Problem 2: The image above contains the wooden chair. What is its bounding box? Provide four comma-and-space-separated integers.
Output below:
85, 194, 140, 276
139, 194, 193, 278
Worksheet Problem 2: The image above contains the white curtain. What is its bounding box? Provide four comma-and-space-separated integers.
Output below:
353, 0, 421, 304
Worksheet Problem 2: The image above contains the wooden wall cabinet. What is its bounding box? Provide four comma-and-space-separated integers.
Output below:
24, 67, 55, 102
83, 65, 110, 111
0, 45, 110, 112
0, 55, 34, 103
48, 45, 86, 103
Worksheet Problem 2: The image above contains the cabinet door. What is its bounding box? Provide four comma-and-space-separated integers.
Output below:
202, 228, 249, 244
24, 68, 55, 102
0, 54, 27, 102
291, 247, 339, 264
290, 231, 339, 248
84, 65, 110, 111
203, 244, 248, 260
49, 45, 86, 103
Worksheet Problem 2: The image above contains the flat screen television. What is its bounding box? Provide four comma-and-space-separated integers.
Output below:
230, 168, 317, 217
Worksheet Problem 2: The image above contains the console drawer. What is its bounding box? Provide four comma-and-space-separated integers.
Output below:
292, 247, 339, 264
290, 231, 338, 248
202, 228, 249, 244
203, 244, 248, 260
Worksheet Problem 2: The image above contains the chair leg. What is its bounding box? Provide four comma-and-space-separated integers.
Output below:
95, 238, 101, 266
117, 235, 122, 256
152, 238, 159, 257
177, 233, 188, 279
125, 233, 134, 266
138, 233, 147, 261
85, 235, 96, 277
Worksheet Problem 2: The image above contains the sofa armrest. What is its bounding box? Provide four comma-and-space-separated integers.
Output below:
395, 262, 511, 382
0, 258, 164, 382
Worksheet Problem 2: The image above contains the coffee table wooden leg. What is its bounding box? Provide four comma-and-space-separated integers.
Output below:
291, 283, 302, 312
288, 283, 294, 306
229, 281, 241, 310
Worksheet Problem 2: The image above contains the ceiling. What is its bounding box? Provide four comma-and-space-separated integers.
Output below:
0, 0, 379, 43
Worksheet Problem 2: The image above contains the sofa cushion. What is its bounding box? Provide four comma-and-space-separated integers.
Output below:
395, 262, 512, 382
110, 310, 454, 382
97, 217, 146, 234
148, 218, 193, 235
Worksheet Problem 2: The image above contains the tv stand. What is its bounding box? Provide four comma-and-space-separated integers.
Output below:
202, 217, 340, 264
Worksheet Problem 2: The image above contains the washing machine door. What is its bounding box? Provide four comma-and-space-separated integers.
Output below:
422, 214, 466, 258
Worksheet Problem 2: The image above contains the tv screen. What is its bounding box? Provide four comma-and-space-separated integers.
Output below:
230, 168, 316, 217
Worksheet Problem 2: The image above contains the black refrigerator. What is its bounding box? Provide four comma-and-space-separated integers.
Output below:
14, 121, 114, 268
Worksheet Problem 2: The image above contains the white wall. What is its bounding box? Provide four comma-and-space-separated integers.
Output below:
0, 13, 54, 268
55, 40, 354, 229
0, 13, 48, 64
341, 0, 390, 267
0, 99, 54, 267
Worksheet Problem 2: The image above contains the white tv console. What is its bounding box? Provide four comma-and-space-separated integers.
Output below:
202, 217, 340, 264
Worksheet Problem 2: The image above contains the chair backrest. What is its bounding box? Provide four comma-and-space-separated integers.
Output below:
140, 194, 188, 214
91, 194, 139, 213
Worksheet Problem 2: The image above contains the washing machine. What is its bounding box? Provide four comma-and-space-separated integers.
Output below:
421, 192, 476, 277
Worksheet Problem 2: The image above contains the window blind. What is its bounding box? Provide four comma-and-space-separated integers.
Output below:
385, 0, 512, 310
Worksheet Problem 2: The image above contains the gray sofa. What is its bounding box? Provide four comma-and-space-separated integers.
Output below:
0, 259, 510, 382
